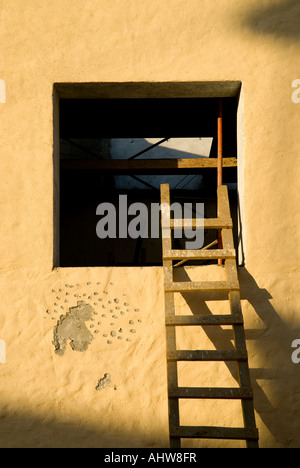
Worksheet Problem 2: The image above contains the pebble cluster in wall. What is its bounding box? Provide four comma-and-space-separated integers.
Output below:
44, 281, 142, 352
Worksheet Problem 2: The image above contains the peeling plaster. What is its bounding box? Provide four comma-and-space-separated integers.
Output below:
53, 301, 94, 355
95, 373, 111, 391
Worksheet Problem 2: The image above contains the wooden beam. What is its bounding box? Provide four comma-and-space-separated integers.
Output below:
170, 218, 233, 229
61, 157, 237, 174
168, 386, 253, 400
165, 281, 239, 292
163, 248, 236, 260
165, 314, 243, 326
170, 426, 258, 440
167, 350, 248, 362
217, 185, 231, 219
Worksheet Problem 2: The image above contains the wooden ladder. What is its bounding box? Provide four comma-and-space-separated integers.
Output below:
160, 183, 259, 448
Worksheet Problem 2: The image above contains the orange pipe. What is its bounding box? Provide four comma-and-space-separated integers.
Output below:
218, 99, 223, 265
217, 98, 223, 187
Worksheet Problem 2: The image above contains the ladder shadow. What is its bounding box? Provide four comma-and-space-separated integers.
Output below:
173, 266, 297, 444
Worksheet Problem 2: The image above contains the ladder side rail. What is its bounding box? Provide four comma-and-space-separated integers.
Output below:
222, 227, 259, 448
160, 183, 181, 448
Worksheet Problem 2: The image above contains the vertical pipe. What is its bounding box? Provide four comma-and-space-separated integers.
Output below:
218, 98, 223, 265
217, 98, 223, 187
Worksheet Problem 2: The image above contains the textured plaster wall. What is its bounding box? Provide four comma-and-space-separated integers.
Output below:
0, 0, 300, 448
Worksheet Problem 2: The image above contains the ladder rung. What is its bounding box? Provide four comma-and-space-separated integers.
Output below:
168, 386, 253, 399
170, 218, 233, 230
165, 281, 239, 292
164, 249, 236, 261
167, 349, 248, 362
170, 425, 259, 441
165, 314, 243, 326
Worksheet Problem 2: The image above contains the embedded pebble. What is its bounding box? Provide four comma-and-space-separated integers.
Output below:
107, 340, 112, 345
114, 298, 119, 304
130, 329, 136, 334
110, 331, 116, 337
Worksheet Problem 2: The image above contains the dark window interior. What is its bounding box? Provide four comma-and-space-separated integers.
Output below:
59, 98, 238, 267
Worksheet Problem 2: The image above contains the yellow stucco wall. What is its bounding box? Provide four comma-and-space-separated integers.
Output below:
0, 0, 300, 448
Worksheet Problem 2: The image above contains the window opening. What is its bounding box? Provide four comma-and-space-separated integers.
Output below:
58, 97, 238, 267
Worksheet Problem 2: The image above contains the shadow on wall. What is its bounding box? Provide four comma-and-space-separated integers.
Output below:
173, 267, 300, 447
236, 0, 300, 445
0, 410, 167, 448
243, 0, 300, 41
